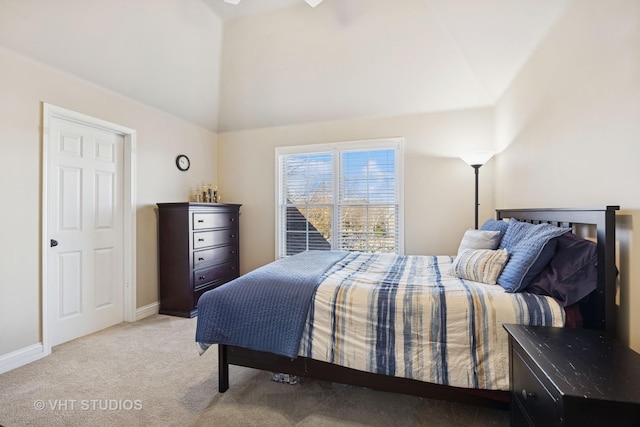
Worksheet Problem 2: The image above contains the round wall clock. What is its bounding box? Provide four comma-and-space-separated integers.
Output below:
176, 154, 190, 171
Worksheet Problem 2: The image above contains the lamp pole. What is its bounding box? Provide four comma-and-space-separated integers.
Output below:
460, 150, 493, 230
472, 164, 481, 229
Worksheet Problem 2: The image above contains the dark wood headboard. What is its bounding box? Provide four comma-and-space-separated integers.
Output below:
496, 206, 619, 334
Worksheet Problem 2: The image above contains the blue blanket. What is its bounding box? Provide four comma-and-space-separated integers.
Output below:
195, 250, 348, 358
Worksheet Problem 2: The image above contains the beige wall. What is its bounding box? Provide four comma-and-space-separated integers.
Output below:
494, 0, 640, 350
0, 47, 217, 356
217, 108, 496, 274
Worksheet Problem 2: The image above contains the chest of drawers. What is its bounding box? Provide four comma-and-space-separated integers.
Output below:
157, 202, 241, 317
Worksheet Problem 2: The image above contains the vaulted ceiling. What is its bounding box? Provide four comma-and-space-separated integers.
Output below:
0, 0, 568, 132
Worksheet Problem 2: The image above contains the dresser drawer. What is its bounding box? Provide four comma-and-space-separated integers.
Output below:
193, 212, 238, 230
512, 348, 562, 427
193, 229, 238, 249
193, 262, 238, 289
193, 245, 238, 269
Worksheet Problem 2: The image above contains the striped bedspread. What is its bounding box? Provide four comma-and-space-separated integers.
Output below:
298, 252, 564, 391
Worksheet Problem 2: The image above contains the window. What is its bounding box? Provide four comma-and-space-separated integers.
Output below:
276, 138, 403, 257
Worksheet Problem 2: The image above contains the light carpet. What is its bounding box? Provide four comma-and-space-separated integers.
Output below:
0, 314, 509, 426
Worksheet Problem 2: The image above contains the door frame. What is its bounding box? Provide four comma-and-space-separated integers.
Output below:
41, 103, 137, 354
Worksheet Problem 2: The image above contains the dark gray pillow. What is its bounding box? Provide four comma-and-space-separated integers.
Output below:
525, 233, 598, 307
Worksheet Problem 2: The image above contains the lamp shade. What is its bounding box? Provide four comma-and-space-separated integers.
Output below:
224, 0, 241, 4
460, 151, 494, 167
304, 0, 324, 7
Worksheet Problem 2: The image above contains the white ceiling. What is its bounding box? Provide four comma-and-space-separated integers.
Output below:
215, 0, 569, 131
204, 0, 303, 20
0, 0, 568, 131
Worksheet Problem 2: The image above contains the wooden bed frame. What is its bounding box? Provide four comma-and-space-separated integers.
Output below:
216, 206, 619, 408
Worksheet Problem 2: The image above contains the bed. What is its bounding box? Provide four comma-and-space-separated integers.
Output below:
195, 206, 619, 408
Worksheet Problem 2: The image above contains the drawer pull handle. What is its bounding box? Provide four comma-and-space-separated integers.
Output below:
230, 250, 236, 254
198, 257, 205, 261
521, 389, 535, 400
230, 234, 236, 238
198, 238, 205, 242
199, 275, 206, 280
197, 219, 204, 223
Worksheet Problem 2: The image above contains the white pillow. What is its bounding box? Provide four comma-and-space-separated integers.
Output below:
450, 248, 509, 285
457, 229, 502, 255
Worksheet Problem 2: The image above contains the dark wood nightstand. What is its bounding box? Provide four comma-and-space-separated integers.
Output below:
504, 324, 640, 427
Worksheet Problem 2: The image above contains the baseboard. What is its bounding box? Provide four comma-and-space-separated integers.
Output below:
0, 304, 159, 374
136, 302, 159, 321
0, 343, 50, 375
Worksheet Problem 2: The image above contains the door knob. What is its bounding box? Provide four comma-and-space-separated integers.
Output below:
50, 239, 59, 247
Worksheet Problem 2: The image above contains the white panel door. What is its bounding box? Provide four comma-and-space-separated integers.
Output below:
48, 117, 124, 346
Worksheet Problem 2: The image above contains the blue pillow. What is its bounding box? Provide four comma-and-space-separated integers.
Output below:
497, 218, 570, 292
480, 218, 509, 241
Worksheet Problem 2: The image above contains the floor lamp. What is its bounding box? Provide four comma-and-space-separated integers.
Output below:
460, 151, 494, 229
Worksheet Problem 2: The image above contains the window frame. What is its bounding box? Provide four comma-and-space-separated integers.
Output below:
275, 137, 404, 258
